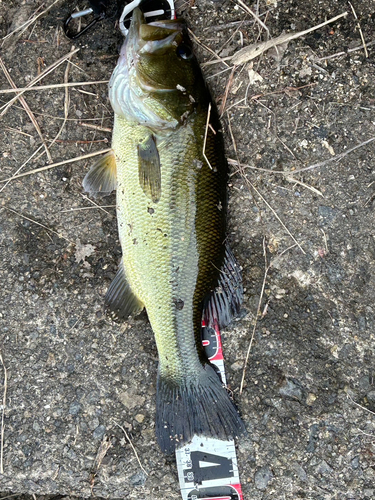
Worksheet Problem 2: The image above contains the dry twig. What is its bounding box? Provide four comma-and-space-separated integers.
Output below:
49, 50, 74, 150
188, 28, 230, 67
235, 0, 270, 39
231, 11, 348, 66
240, 238, 268, 394
0, 57, 52, 162
314, 39, 375, 62
0, 47, 80, 116
219, 67, 236, 116
1, 0, 61, 44
240, 242, 297, 394
0, 145, 44, 194
0, 351, 7, 474
112, 420, 148, 476
0, 80, 109, 95
78, 122, 112, 133
227, 115, 305, 253
0, 148, 112, 184
80, 194, 114, 217
348, 2, 368, 58
5, 208, 74, 245
228, 136, 375, 176
347, 393, 375, 417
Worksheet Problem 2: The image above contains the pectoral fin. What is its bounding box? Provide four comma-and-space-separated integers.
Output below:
105, 261, 144, 320
203, 245, 243, 330
82, 151, 117, 195
138, 135, 161, 203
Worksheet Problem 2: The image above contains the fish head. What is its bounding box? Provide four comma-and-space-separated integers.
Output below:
109, 8, 207, 130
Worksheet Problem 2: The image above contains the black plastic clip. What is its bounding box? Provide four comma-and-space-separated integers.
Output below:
64, 7, 106, 39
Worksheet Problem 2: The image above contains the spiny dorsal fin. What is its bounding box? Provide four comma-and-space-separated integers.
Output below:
203, 245, 243, 330
82, 150, 117, 196
138, 134, 161, 203
105, 261, 144, 321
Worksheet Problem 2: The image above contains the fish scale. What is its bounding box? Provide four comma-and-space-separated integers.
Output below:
112, 111, 224, 381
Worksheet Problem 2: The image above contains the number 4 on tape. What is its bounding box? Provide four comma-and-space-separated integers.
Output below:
175, 325, 244, 500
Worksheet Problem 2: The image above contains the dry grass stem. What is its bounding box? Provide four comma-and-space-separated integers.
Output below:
240, 242, 297, 394
78, 122, 112, 133
290, 136, 375, 175
0, 148, 112, 184
0, 80, 109, 95
228, 135, 375, 176
112, 421, 148, 476
203, 103, 213, 170
0, 57, 52, 162
348, 2, 369, 58
188, 28, 230, 67
285, 176, 324, 197
219, 66, 236, 116
4, 126, 33, 137
0, 351, 7, 474
0, 145, 44, 194
314, 39, 375, 62
231, 11, 348, 66
1, 0, 61, 44
61, 205, 115, 214
240, 238, 268, 394
49, 51, 74, 150
347, 394, 375, 417
226, 115, 305, 253
235, 0, 270, 39
80, 194, 114, 217
202, 56, 232, 67
0, 47, 80, 116
5, 207, 74, 245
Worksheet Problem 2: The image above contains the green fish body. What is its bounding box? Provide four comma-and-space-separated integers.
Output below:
83, 9, 245, 454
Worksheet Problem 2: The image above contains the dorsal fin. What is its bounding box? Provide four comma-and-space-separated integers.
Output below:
203, 246, 243, 330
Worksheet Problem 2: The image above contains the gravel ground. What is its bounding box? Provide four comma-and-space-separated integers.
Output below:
0, 0, 374, 499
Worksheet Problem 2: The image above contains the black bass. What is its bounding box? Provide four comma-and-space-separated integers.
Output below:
83, 8, 245, 454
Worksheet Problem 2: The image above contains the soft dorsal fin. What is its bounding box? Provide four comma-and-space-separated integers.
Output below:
105, 261, 144, 320
203, 246, 243, 330
138, 134, 161, 203
82, 151, 117, 196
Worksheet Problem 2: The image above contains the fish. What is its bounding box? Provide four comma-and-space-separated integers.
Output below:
83, 7, 245, 454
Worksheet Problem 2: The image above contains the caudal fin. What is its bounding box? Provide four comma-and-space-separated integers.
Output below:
156, 364, 245, 454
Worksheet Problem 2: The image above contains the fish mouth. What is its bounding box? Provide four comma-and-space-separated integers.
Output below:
109, 8, 189, 129
130, 7, 183, 46
128, 8, 184, 90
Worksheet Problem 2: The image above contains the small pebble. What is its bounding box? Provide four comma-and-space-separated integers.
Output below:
254, 465, 274, 490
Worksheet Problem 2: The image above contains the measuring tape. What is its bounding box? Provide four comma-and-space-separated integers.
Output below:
175, 324, 244, 500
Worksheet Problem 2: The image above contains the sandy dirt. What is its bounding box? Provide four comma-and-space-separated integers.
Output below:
0, 0, 374, 499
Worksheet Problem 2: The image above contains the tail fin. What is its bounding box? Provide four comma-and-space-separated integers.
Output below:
156, 364, 246, 455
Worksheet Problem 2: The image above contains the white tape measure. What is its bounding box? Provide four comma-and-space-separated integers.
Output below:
175, 326, 244, 500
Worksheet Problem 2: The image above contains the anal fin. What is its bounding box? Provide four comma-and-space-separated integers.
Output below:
82, 150, 117, 196
105, 261, 144, 320
138, 134, 161, 203
203, 245, 243, 330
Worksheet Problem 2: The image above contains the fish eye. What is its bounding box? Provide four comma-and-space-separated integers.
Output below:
177, 44, 193, 60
